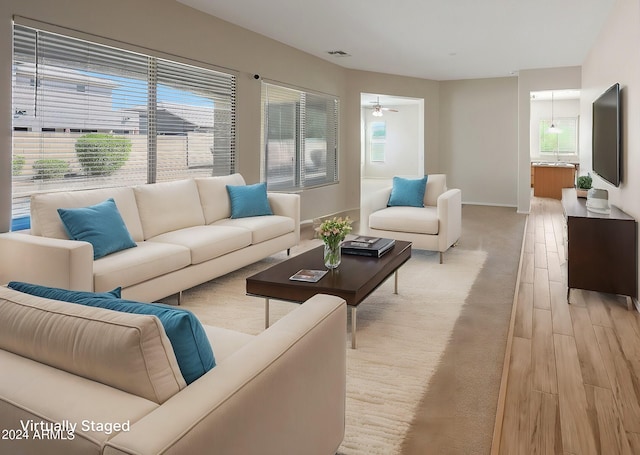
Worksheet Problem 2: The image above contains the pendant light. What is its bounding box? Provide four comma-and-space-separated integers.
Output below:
548, 91, 561, 134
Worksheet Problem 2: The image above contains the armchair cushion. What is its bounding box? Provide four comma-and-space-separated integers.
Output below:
387, 176, 428, 207
369, 206, 439, 235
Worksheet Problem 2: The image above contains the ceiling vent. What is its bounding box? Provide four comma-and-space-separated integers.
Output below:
327, 50, 351, 57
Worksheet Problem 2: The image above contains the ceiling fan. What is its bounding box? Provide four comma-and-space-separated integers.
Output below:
366, 97, 399, 117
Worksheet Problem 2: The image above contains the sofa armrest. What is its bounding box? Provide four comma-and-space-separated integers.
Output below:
436, 188, 462, 252
104, 294, 347, 455
268, 192, 301, 244
0, 232, 94, 290
362, 187, 392, 225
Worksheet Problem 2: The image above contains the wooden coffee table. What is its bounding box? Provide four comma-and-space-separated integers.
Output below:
246, 240, 411, 348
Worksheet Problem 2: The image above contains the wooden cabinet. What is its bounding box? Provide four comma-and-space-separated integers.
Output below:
561, 188, 637, 305
532, 164, 576, 199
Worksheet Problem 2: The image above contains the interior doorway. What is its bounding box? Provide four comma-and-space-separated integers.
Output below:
359, 93, 424, 233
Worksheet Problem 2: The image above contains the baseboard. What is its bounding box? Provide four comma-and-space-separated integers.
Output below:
490, 213, 529, 454
301, 208, 360, 230
300, 208, 360, 241
463, 201, 518, 208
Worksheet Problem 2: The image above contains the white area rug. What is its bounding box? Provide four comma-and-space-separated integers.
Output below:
180, 241, 487, 455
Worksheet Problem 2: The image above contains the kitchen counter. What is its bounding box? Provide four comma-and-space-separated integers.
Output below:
531, 163, 576, 199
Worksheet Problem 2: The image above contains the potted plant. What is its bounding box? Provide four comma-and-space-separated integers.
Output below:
576, 174, 592, 198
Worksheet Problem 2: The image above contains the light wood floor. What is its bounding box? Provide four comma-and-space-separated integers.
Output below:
496, 197, 640, 454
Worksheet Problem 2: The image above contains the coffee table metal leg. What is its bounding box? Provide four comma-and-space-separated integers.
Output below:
394, 270, 399, 294
265, 298, 270, 329
351, 306, 357, 349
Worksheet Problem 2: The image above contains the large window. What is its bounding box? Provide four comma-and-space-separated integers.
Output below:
539, 117, 578, 156
11, 24, 236, 223
261, 82, 338, 191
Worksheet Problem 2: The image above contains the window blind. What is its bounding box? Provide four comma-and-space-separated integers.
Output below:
11, 24, 236, 221
261, 82, 338, 191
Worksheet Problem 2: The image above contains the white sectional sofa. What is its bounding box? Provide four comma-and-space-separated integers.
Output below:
363, 174, 461, 263
0, 286, 347, 455
0, 174, 300, 302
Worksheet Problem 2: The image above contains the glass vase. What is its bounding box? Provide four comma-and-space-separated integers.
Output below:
324, 242, 341, 269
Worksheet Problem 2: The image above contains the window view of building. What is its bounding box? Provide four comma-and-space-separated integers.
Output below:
11, 25, 236, 222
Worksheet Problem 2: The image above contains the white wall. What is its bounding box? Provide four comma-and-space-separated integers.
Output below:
529, 98, 580, 162
362, 103, 420, 179
440, 77, 519, 207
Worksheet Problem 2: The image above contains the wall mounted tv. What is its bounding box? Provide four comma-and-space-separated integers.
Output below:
592, 82, 621, 187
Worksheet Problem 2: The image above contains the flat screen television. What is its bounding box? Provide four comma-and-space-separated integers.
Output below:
592, 83, 621, 187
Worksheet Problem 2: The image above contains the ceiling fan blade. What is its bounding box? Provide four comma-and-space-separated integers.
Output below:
381, 108, 399, 112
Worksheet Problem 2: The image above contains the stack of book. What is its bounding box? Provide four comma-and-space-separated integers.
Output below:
341, 236, 395, 258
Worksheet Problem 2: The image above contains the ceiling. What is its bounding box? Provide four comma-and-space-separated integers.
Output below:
177, 0, 615, 81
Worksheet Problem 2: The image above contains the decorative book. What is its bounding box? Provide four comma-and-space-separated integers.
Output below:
289, 269, 328, 283
342, 236, 395, 258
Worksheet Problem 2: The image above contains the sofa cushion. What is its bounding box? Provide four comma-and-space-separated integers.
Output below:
387, 176, 428, 207
57, 198, 137, 259
5, 284, 216, 385
213, 215, 295, 244
196, 173, 246, 224
226, 182, 274, 218
369, 206, 439, 235
93, 241, 191, 292
148, 225, 252, 265
30, 186, 144, 242
134, 179, 206, 239
0, 286, 185, 404
424, 174, 447, 207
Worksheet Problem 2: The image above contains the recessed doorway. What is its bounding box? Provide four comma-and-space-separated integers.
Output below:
359, 93, 424, 232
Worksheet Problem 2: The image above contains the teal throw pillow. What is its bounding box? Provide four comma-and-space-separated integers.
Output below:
57, 198, 137, 259
8, 281, 121, 300
8, 282, 215, 385
387, 176, 428, 207
226, 182, 273, 219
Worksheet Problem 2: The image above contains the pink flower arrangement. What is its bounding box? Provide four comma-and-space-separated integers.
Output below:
315, 216, 353, 249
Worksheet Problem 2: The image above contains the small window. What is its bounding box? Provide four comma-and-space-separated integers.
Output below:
261, 82, 338, 191
369, 121, 386, 162
539, 117, 578, 155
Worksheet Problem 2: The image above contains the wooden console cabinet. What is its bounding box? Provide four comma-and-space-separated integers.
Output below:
561, 188, 637, 305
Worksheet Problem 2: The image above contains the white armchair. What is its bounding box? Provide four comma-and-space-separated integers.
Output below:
362, 174, 461, 263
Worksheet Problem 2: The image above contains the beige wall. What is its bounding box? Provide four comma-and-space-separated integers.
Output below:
0, 0, 352, 228
579, 0, 639, 299
1, 0, 631, 231
440, 77, 519, 206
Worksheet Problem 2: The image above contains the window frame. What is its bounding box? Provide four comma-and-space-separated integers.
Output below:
260, 82, 339, 191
